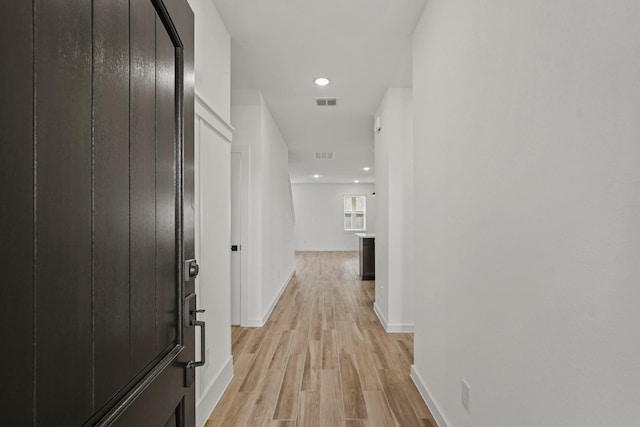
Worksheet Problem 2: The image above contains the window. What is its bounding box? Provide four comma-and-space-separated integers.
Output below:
344, 195, 366, 231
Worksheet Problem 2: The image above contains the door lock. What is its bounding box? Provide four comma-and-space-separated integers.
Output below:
184, 259, 199, 281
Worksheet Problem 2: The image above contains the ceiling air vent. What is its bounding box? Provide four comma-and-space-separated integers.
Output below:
315, 97, 338, 107
314, 152, 335, 160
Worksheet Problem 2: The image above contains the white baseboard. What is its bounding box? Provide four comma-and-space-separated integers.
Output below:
410, 365, 451, 427
373, 302, 388, 330
387, 323, 414, 333
373, 302, 414, 333
261, 268, 295, 325
294, 248, 358, 252
196, 355, 234, 427
243, 318, 264, 327
242, 269, 296, 327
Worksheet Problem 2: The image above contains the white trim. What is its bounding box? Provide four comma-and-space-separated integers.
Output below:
243, 318, 265, 328
231, 145, 251, 328
410, 365, 451, 427
196, 356, 234, 427
373, 302, 388, 330
261, 268, 296, 325
195, 91, 234, 133
294, 248, 359, 252
195, 94, 234, 143
242, 268, 295, 327
241, 268, 295, 327
373, 302, 413, 333
386, 322, 414, 333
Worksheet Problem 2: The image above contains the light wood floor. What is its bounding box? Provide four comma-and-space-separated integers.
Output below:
206, 251, 436, 427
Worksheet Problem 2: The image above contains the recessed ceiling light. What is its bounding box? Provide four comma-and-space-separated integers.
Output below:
363, 167, 370, 171
313, 174, 320, 179
314, 77, 330, 87
354, 180, 359, 183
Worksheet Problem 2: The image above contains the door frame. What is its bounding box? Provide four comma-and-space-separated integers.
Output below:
230, 145, 250, 327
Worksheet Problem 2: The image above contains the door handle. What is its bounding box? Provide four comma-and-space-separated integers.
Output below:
184, 308, 205, 387
187, 321, 205, 368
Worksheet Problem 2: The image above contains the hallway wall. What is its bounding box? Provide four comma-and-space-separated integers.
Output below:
231, 90, 296, 327
292, 183, 376, 251
411, 1, 640, 426
260, 99, 297, 321
374, 88, 414, 333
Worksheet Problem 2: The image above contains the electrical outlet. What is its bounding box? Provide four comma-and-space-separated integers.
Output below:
461, 379, 471, 413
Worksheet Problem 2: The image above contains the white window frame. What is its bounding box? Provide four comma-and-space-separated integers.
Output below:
343, 195, 366, 232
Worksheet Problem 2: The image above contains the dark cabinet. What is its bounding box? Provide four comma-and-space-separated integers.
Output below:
357, 234, 375, 280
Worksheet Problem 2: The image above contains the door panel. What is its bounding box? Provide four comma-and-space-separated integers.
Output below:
0, 1, 33, 424
93, 0, 132, 407
130, 0, 160, 376
231, 152, 242, 325
0, 0, 196, 425
35, 0, 94, 424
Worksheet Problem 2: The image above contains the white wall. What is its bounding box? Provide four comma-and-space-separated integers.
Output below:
186, 1, 233, 426
231, 90, 296, 326
260, 102, 296, 320
292, 183, 376, 251
411, 1, 640, 427
189, 0, 230, 123
374, 88, 414, 333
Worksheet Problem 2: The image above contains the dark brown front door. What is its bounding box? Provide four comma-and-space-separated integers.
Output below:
0, 0, 197, 425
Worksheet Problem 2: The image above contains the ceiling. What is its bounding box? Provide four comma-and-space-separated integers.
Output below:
213, 0, 427, 184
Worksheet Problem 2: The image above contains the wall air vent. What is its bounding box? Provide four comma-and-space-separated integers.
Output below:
314, 152, 335, 160
315, 97, 338, 107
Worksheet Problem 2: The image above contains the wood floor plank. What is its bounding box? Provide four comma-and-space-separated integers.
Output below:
378, 368, 423, 427
301, 339, 321, 391
233, 353, 255, 380
273, 330, 308, 420
335, 320, 354, 353
339, 349, 367, 419
268, 330, 293, 371
323, 296, 335, 330
239, 336, 279, 392
207, 251, 434, 427
310, 313, 323, 341
321, 329, 338, 370
246, 326, 268, 354
207, 391, 255, 427
233, 327, 256, 355
245, 366, 286, 427
270, 421, 296, 427
363, 391, 398, 427
297, 390, 320, 427
320, 369, 344, 427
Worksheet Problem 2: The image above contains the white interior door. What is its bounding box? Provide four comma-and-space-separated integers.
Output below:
230, 152, 242, 325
